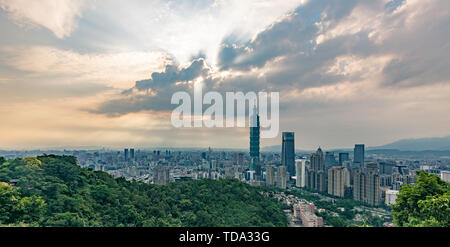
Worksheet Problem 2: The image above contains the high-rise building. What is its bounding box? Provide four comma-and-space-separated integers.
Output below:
281, 132, 295, 177
265, 165, 276, 187
353, 168, 365, 202
338, 152, 349, 166
249, 104, 260, 172
124, 148, 129, 161
154, 166, 170, 185
325, 152, 336, 167
327, 166, 349, 197
353, 163, 381, 206
295, 159, 306, 187
130, 148, 135, 160
277, 166, 287, 189
379, 161, 395, 175
306, 148, 327, 192
354, 144, 365, 168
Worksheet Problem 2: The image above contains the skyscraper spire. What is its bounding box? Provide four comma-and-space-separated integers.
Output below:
250, 99, 258, 128
249, 101, 260, 176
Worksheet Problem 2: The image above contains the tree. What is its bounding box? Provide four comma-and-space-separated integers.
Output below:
0, 182, 17, 223
392, 171, 449, 227
0, 155, 288, 227
0, 182, 46, 225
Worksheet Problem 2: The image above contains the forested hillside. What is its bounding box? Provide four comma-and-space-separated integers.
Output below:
0, 155, 287, 227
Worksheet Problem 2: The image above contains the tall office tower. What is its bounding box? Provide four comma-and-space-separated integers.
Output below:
311, 148, 325, 171
325, 152, 336, 167
354, 144, 365, 168
306, 148, 327, 192
266, 165, 275, 187
281, 132, 295, 176
379, 161, 395, 175
327, 167, 347, 197
154, 166, 170, 185
124, 148, 129, 161
277, 166, 287, 189
130, 148, 135, 160
353, 168, 365, 202
295, 159, 306, 187
338, 152, 350, 166
249, 104, 260, 172
343, 167, 351, 188
353, 163, 381, 206
365, 163, 381, 206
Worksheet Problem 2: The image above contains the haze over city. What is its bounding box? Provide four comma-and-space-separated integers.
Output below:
1, 0, 450, 150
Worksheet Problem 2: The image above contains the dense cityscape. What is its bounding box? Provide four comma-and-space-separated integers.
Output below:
1, 109, 449, 227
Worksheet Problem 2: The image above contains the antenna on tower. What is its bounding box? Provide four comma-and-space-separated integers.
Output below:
250, 98, 258, 127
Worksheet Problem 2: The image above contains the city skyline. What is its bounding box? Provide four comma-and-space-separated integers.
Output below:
1, 0, 450, 150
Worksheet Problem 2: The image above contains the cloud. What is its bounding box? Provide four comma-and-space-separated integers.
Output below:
90, 58, 212, 116
1, 0, 450, 149
80, 0, 305, 65
217, 0, 450, 89
134, 59, 210, 91
0, 46, 169, 86
91, 0, 450, 115
217, 0, 369, 71
0, 0, 87, 38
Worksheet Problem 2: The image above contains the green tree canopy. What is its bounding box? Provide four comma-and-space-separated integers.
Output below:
392, 171, 449, 227
0, 182, 46, 226
0, 155, 287, 227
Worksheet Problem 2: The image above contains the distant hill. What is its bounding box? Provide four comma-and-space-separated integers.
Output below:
375, 135, 450, 151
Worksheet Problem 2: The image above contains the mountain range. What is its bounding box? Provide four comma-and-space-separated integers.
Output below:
374, 135, 450, 151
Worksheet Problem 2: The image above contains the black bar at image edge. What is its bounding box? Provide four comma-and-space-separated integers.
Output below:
0, 227, 446, 246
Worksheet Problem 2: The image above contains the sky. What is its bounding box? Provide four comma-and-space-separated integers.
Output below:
0, 0, 449, 150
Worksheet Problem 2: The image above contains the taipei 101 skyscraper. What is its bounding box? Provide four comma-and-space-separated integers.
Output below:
249, 103, 261, 178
